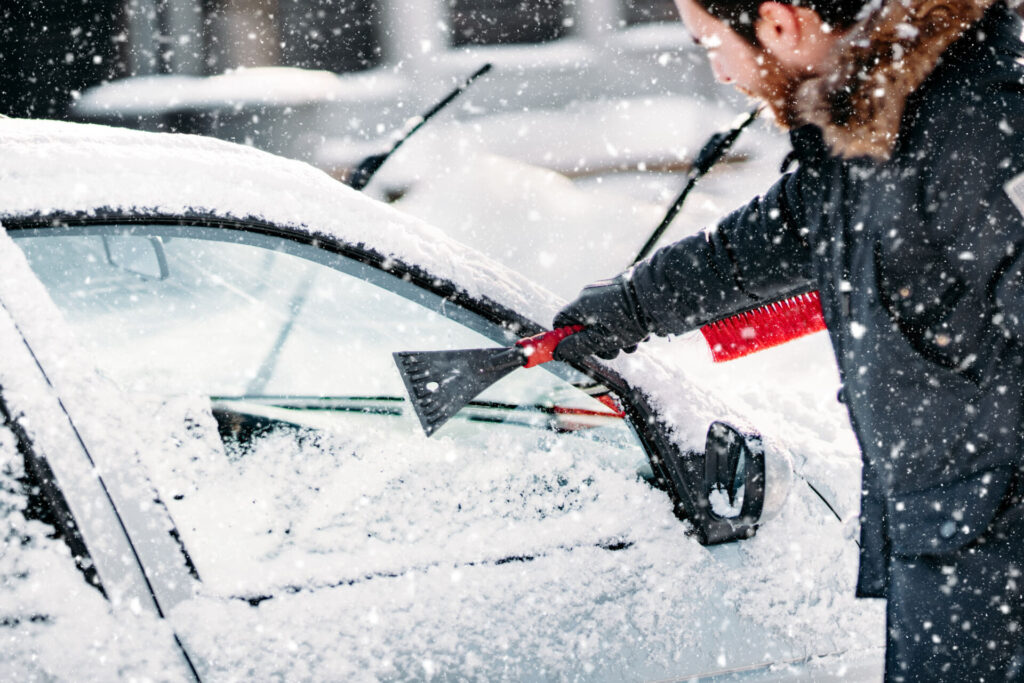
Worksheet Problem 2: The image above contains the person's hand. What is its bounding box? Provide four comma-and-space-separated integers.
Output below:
553, 274, 654, 363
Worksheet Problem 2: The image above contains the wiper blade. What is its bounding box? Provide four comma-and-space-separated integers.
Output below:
211, 396, 624, 435
632, 107, 761, 264
347, 63, 493, 191
213, 394, 621, 416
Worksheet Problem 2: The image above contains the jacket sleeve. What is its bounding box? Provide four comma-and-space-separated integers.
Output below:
628, 167, 817, 336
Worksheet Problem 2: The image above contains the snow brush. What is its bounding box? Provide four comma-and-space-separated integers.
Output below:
396, 291, 826, 436
700, 290, 826, 362
629, 108, 826, 361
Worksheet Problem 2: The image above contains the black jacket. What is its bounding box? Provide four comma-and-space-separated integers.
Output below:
630, 4, 1024, 596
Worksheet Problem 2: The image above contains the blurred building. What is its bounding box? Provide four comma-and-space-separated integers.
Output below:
1, 1, 682, 118
124, 0, 680, 75
0, 1, 127, 117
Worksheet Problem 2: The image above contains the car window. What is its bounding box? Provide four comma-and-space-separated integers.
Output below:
13, 225, 638, 430
11, 223, 652, 594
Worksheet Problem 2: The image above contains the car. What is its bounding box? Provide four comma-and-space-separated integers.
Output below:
0, 117, 882, 681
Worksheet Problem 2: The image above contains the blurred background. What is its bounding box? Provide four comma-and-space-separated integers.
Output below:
0, 0, 788, 298
3, 1, 688, 119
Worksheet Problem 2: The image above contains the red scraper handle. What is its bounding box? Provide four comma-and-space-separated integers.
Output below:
516, 290, 824, 370
516, 325, 584, 368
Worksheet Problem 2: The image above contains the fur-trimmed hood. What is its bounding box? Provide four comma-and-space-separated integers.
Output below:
793, 0, 1003, 160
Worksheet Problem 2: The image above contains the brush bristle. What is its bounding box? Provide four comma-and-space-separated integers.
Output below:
700, 291, 826, 362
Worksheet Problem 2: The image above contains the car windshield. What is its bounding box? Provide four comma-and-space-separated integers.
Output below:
10, 223, 651, 593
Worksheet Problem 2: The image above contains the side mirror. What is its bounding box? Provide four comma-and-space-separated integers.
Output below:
704, 421, 765, 527
642, 417, 767, 545
102, 235, 169, 280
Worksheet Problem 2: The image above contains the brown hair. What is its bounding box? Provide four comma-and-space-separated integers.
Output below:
698, 0, 868, 43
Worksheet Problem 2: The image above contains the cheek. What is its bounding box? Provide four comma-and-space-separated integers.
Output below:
708, 53, 735, 83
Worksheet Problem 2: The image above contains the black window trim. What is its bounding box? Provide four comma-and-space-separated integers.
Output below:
3, 210, 758, 544
0, 384, 103, 594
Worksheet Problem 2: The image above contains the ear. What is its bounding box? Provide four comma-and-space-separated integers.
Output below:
755, 2, 835, 70
754, 1, 802, 55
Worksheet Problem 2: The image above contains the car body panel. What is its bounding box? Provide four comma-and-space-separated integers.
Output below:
0, 118, 884, 680
0, 235, 200, 678
0, 117, 762, 480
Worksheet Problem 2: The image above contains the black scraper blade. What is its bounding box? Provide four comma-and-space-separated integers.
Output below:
394, 346, 526, 436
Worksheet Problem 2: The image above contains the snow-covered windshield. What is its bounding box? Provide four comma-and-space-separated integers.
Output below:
12, 224, 632, 413
10, 222, 651, 589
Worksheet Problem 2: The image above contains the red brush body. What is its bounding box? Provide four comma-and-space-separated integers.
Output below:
700, 291, 826, 362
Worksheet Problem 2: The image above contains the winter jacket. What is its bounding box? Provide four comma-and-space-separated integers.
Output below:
630, 1, 1024, 596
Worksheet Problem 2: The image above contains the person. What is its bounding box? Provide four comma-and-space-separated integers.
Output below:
552, 0, 1024, 679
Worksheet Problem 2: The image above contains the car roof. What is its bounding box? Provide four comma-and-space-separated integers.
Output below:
0, 117, 557, 326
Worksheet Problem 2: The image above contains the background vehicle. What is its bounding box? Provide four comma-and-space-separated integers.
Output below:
0, 118, 881, 680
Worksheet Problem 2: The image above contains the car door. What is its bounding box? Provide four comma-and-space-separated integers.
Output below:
0, 239, 200, 680
0, 213, 836, 679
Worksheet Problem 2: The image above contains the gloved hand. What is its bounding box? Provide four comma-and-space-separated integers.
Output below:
553, 273, 655, 363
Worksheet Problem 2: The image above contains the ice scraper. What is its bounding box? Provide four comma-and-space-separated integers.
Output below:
394, 325, 583, 436
395, 289, 826, 436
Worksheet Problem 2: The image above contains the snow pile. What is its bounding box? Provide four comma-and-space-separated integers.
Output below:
74, 67, 406, 116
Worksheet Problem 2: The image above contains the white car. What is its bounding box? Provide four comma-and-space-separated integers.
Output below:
0, 118, 882, 681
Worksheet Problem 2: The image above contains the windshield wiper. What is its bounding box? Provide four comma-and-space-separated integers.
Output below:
347, 63, 493, 191
632, 107, 761, 264
211, 395, 625, 437
243, 266, 317, 396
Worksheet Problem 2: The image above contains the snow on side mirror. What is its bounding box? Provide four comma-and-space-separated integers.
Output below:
705, 421, 765, 523
688, 421, 765, 545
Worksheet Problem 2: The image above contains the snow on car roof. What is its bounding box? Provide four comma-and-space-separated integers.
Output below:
0, 117, 555, 325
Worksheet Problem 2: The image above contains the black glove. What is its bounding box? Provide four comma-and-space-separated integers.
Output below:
553, 273, 655, 362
